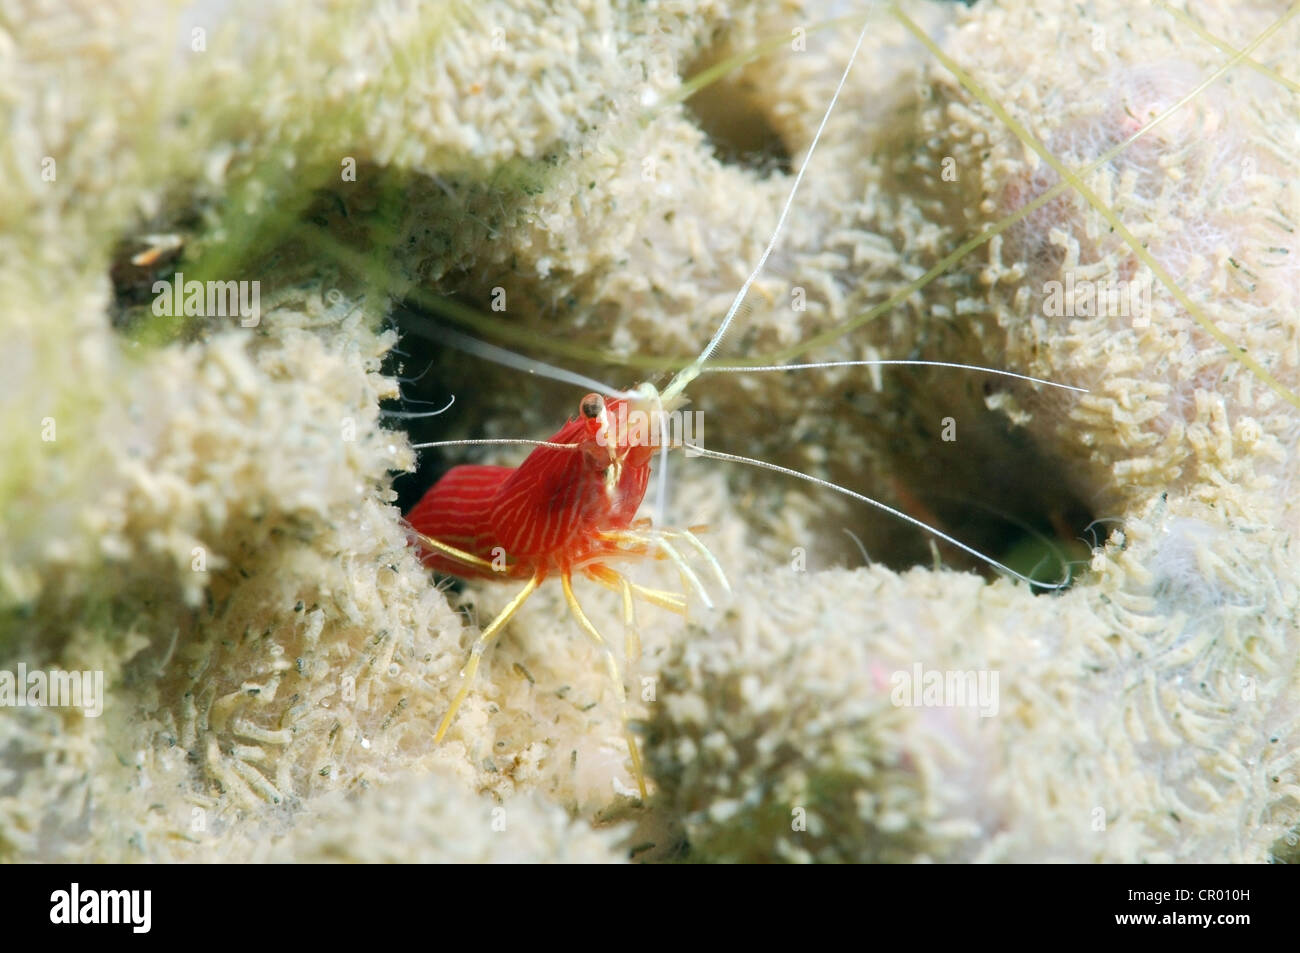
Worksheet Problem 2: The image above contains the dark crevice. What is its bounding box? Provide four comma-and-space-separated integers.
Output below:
680, 49, 792, 176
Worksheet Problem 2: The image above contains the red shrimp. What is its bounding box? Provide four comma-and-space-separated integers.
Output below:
405, 385, 713, 798
406, 395, 653, 584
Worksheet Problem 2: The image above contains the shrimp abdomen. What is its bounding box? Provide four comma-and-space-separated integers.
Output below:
407, 464, 514, 579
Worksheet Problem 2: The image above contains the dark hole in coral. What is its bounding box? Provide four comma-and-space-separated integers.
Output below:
383, 300, 509, 520
107, 224, 207, 336
831, 370, 1098, 590
679, 49, 792, 176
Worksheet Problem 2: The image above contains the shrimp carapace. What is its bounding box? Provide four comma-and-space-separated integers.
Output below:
406, 390, 669, 581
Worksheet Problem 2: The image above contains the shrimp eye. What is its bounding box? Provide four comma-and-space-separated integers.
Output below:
580, 394, 604, 419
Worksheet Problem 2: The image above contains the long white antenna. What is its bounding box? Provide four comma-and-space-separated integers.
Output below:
402, 320, 629, 398
706, 360, 1089, 392
410, 438, 578, 451
410, 439, 579, 452
661, 15, 872, 404
690, 445, 1071, 590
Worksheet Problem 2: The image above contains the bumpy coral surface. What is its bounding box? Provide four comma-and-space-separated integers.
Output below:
1, 0, 1297, 862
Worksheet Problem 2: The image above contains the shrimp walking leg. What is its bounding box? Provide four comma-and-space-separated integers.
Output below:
597, 526, 730, 608
411, 529, 501, 576
560, 572, 647, 799
582, 565, 646, 662
434, 571, 543, 743
584, 566, 688, 616
616, 572, 640, 664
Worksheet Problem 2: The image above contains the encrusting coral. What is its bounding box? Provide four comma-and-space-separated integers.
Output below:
1, 0, 1297, 863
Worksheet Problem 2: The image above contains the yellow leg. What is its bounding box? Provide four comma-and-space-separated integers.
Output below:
584, 563, 687, 616
617, 574, 641, 665
584, 567, 643, 663
598, 528, 713, 609
654, 535, 712, 609
434, 571, 542, 743
410, 528, 502, 575
560, 572, 647, 800
676, 527, 731, 595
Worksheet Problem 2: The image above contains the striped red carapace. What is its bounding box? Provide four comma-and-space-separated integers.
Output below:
406, 395, 654, 582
